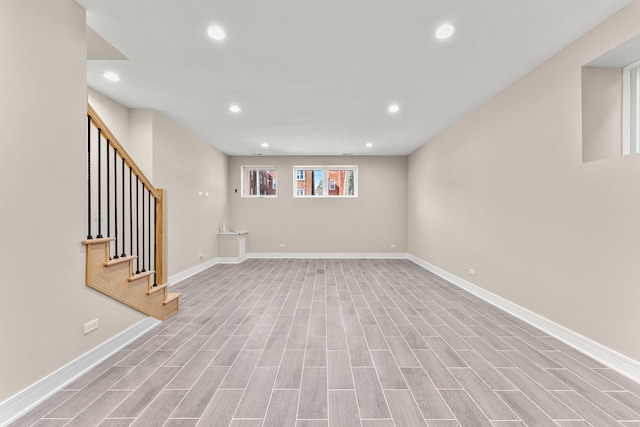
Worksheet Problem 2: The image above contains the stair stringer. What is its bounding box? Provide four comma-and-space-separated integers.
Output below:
82, 238, 179, 320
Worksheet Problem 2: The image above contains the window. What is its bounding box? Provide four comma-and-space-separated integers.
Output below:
293, 166, 357, 197
242, 166, 277, 197
623, 58, 640, 155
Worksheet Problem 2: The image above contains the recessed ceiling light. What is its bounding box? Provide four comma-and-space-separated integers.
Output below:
435, 23, 455, 40
388, 104, 400, 113
261, 142, 270, 148
207, 25, 226, 41
103, 71, 120, 82
229, 104, 241, 113
365, 142, 373, 148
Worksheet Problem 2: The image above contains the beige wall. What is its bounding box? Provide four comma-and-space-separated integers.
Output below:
0, 0, 146, 402
582, 66, 623, 163
128, 109, 154, 179
88, 88, 130, 148
228, 156, 408, 254
152, 112, 228, 276
408, 1, 640, 361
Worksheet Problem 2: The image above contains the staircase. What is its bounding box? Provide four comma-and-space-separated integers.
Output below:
83, 106, 180, 320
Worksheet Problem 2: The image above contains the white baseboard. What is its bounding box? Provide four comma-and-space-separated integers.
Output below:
217, 255, 247, 264
168, 258, 220, 286
247, 252, 409, 259
408, 254, 640, 384
0, 317, 160, 427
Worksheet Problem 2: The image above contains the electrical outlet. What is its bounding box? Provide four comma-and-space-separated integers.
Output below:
279, 244, 286, 248
199, 253, 204, 259
469, 268, 476, 276
83, 319, 99, 334
390, 244, 397, 249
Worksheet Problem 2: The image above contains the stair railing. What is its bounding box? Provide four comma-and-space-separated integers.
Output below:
85, 105, 167, 286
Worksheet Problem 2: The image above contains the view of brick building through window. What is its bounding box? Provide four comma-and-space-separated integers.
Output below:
245, 168, 276, 196
296, 169, 322, 196
295, 167, 355, 196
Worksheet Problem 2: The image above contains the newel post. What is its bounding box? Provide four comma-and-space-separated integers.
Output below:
155, 189, 168, 286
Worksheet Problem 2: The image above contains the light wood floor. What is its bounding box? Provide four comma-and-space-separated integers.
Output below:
11, 259, 640, 426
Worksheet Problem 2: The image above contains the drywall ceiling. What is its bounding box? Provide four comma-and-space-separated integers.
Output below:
78, 0, 630, 156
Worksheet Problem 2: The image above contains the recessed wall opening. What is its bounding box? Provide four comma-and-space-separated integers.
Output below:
581, 32, 640, 163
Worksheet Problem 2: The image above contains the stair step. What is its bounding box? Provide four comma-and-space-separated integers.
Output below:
147, 283, 167, 295
104, 255, 136, 267
129, 270, 155, 282
164, 292, 180, 305
82, 237, 115, 245
83, 234, 179, 320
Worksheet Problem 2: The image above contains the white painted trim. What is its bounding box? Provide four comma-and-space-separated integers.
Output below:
408, 254, 640, 383
217, 255, 248, 264
167, 258, 219, 286
0, 317, 160, 426
248, 252, 409, 259
622, 58, 640, 155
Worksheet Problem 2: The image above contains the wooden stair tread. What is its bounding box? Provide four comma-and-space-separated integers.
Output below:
129, 270, 155, 282
82, 237, 115, 245
104, 255, 136, 267
164, 292, 180, 305
147, 283, 167, 295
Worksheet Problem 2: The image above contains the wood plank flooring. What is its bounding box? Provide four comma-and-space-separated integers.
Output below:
10, 259, 640, 426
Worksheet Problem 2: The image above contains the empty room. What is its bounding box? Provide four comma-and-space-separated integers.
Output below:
3, 0, 640, 426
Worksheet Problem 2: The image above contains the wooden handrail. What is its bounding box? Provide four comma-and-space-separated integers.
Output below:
87, 105, 159, 199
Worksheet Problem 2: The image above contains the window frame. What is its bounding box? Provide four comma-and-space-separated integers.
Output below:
622, 58, 640, 155
292, 165, 358, 198
241, 166, 278, 198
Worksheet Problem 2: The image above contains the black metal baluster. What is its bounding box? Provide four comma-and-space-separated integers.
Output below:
135, 175, 140, 275
121, 158, 126, 258
113, 149, 119, 259
96, 129, 103, 239
87, 116, 93, 240
129, 168, 133, 259
141, 185, 146, 273
148, 191, 151, 273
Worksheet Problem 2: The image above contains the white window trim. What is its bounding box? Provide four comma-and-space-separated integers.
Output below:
292, 165, 358, 198
622, 58, 640, 155
241, 166, 278, 198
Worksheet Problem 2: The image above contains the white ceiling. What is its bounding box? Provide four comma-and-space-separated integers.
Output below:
78, 0, 630, 156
